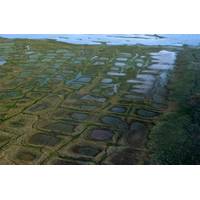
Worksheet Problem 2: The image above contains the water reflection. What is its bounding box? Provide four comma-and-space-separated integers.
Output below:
1, 34, 200, 46
0, 57, 6, 65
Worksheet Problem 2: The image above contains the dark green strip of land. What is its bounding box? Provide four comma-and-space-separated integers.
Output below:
149, 46, 200, 164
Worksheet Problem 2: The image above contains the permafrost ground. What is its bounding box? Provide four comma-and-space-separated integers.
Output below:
0, 38, 178, 164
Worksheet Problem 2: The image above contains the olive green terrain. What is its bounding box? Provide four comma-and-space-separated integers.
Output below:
149, 46, 200, 164
0, 37, 178, 164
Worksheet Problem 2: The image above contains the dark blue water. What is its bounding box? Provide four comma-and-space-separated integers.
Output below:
1, 34, 200, 46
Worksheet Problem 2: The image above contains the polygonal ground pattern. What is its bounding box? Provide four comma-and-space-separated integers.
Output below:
0, 38, 176, 164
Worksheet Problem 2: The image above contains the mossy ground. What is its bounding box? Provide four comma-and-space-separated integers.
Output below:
149, 46, 200, 164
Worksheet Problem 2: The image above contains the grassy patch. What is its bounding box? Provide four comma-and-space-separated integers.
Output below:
149, 47, 200, 164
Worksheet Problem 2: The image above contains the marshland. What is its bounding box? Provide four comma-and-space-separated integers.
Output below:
0, 34, 199, 164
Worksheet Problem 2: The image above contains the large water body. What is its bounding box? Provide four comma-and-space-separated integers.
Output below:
1, 34, 200, 46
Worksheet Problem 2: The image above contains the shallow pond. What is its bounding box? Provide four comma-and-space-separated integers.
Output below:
149, 50, 176, 70
0, 58, 6, 65
111, 106, 127, 113
90, 129, 113, 141
107, 72, 126, 76
101, 78, 112, 84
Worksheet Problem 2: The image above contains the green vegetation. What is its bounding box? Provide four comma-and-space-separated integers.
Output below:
149, 47, 200, 164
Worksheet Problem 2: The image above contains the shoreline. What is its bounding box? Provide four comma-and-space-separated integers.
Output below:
1, 34, 200, 46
